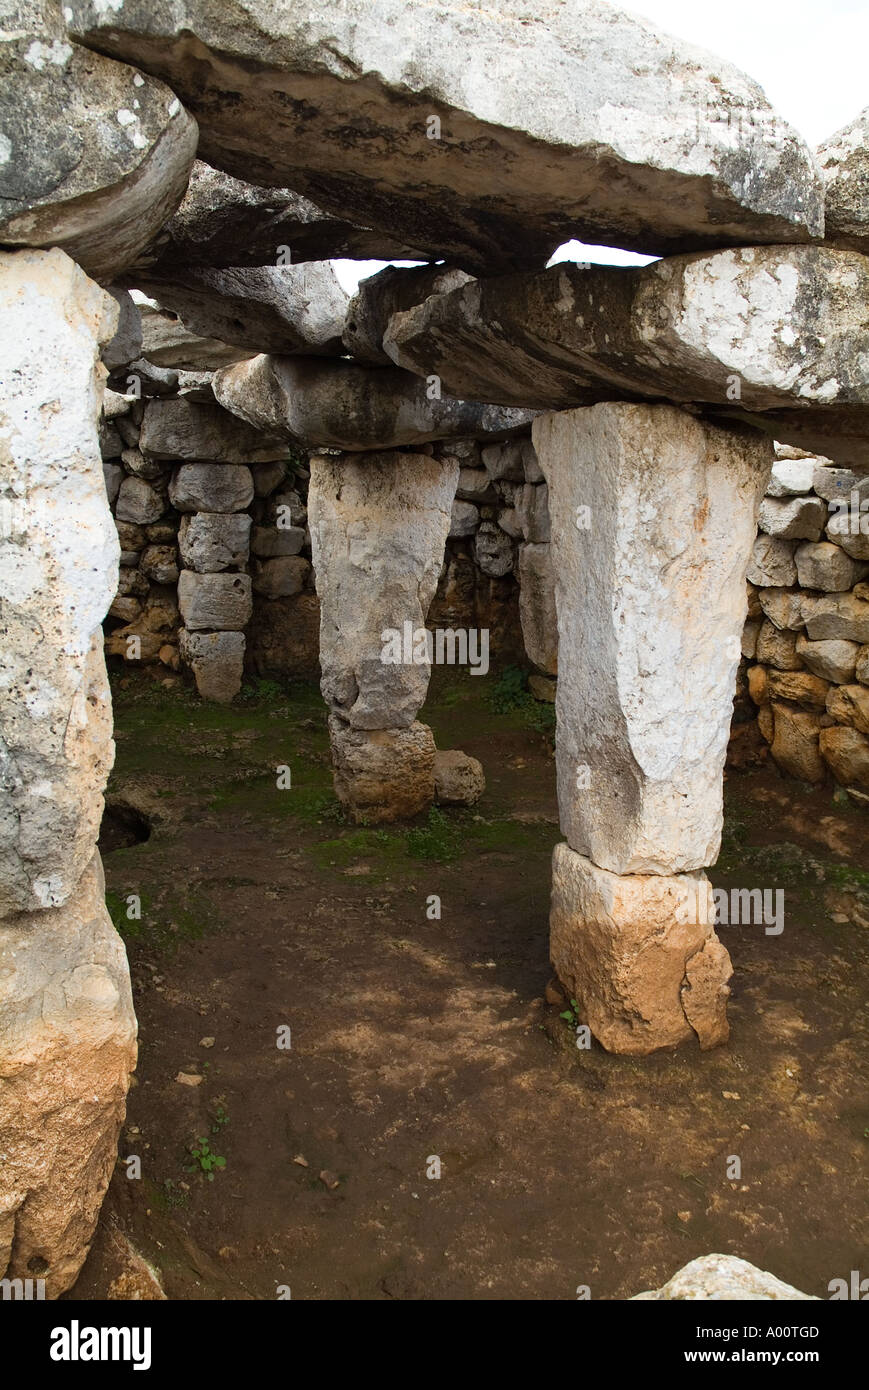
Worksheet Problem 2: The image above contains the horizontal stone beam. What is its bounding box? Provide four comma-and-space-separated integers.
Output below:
212, 355, 535, 451
67, 0, 822, 273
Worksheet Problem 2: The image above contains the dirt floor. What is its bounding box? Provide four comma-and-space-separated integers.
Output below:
67, 666, 869, 1301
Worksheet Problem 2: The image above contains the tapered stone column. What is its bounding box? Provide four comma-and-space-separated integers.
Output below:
0, 250, 137, 1293
533, 403, 772, 1053
308, 451, 459, 821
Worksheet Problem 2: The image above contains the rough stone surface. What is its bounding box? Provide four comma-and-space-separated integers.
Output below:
251, 554, 309, 599
137, 302, 251, 371
101, 288, 143, 371
213, 355, 534, 452
820, 724, 869, 790
344, 264, 474, 366
136, 159, 424, 273
246, 592, 320, 682
550, 843, 731, 1055
818, 107, 869, 256
795, 634, 859, 684
449, 500, 479, 539
770, 702, 825, 782
140, 397, 285, 463
534, 403, 771, 875
115, 476, 165, 524
767, 456, 816, 496
633, 1254, 816, 1301
68, 0, 822, 272
518, 543, 558, 676
826, 683, 869, 735
802, 592, 869, 643
177, 571, 252, 631
0, 854, 137, 1297
179, 629, 245, 702
475, 522, 514, 579
308, 453, 459, 729
0, 1, 197, 281
178, 512, 251, 571
433, 749, 485, 807
758, 495, 826, 541
795, 540, 865, 591
746, 535, 797, 588
0, 249, 119, 916
137, 263, 348, 357
169, 463, 254, 514
251, 523, 304, 559
384, 248, 866, 424
329, 717, 436, 824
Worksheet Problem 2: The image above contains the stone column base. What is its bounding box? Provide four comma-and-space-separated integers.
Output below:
329, 717, 435, 823
550, 843, 731, 1055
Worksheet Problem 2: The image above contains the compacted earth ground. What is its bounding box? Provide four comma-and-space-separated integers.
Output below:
68, 668, 869, 1301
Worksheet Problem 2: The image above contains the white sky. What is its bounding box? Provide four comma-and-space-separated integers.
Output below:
333, 0, 868, 294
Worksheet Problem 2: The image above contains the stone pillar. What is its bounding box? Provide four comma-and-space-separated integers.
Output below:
0, 249, 137, 1292
308, 451, 459, 821
533, 402, 772, 1054
172, 464, 255, 701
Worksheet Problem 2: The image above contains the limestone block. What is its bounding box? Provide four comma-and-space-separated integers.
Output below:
115, 476, 165, 524
533, 402, 771, 875
343, 264, 474, 365
633, 1254, 816, 1301
178, 512, 252, 571
801, 592, 869, 642
450, 500, 479, 538
755, 621, 802, 671
308, 453, 458, 729
329, 717, 435, 823
826, 509, 869, 561
177, 571, 252, 631
770, 702, 825, 782
857, 646, 869, 684
818, 106, 869, 256
140, 545, 179, 585
0, 249, 119, 916
68, 0, 821, 271
826, 683, 869, 735
475, 522, 514, 578
102, 463, 123, 507
758, 495, 826, 541
549, 843, 731, 1055
795, 539, 866, 590
212, 354, 534, 452
0, 855, 137, 1296
745, 534, 797, 588
819, 725, 869, 791
766, 457, 816, 496
434, 750, 485, 806
0, 1, 196, 280
767, 670, 829, 708
101, 289, 143, 372
795, 635, 859, 684
250, 524, 304, 559
251, 555, 309, 599
515, 483, 550, 543
518, 543, 558, 676
169, 463, 254, 514
137, 262, 348, 356
140, 397, 285, 463
179, 629, 245, 703
758, 587, 806, 631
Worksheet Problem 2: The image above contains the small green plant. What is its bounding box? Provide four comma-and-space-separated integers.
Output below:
489, 664, 529, 714
559, 998, 580, 1027
186, 1136, 226, 1181
406, 806, 460, 862
211, 1102, 229, 1135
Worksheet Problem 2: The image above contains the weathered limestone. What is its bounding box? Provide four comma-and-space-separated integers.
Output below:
384, 249, 869, 433
169, 463, 254, 514
136, 263, 348, 357
433, 750, 485, 807
178, 630, 245, 703
308, 451, 459, 821
550, 845, 731, 1055
633, 1254, 816, 1301
135, 159, 425, 272
0, 249, 119, 915
329, 719, 436, 824
177, 571, 252, 631
343, 264, 474, 366
213, 355, 534, 452
138, 302, 251, 371
518, 543, 558, 675
140, 397, 285, 463
0, 855, 136, 1297
308, 452, 459, 731
68, 0, 822, 272
101, 288, 143, 371
0, 1, 197, 280
179, 512, 252, 571
533, 403, 771, 875
818, 107, 869, 256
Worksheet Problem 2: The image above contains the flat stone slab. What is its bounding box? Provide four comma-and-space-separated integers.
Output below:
0, 1, 197, 281
68, 0, 822, 273
384, 248, 869, 425
135, 263, 348, 356
818, 106, 869, 256
135, 159, 426, 272
213, 355, 535, 451
140, 397, 286, 462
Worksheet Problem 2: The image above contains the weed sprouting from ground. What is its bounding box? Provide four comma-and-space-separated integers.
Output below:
489, 665, 556, 739
406, 806, 461, 862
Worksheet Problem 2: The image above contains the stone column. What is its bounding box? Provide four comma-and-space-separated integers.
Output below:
0, 249, 137, 1293
533, 402, 772, 1054
308, 451, 459, 822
